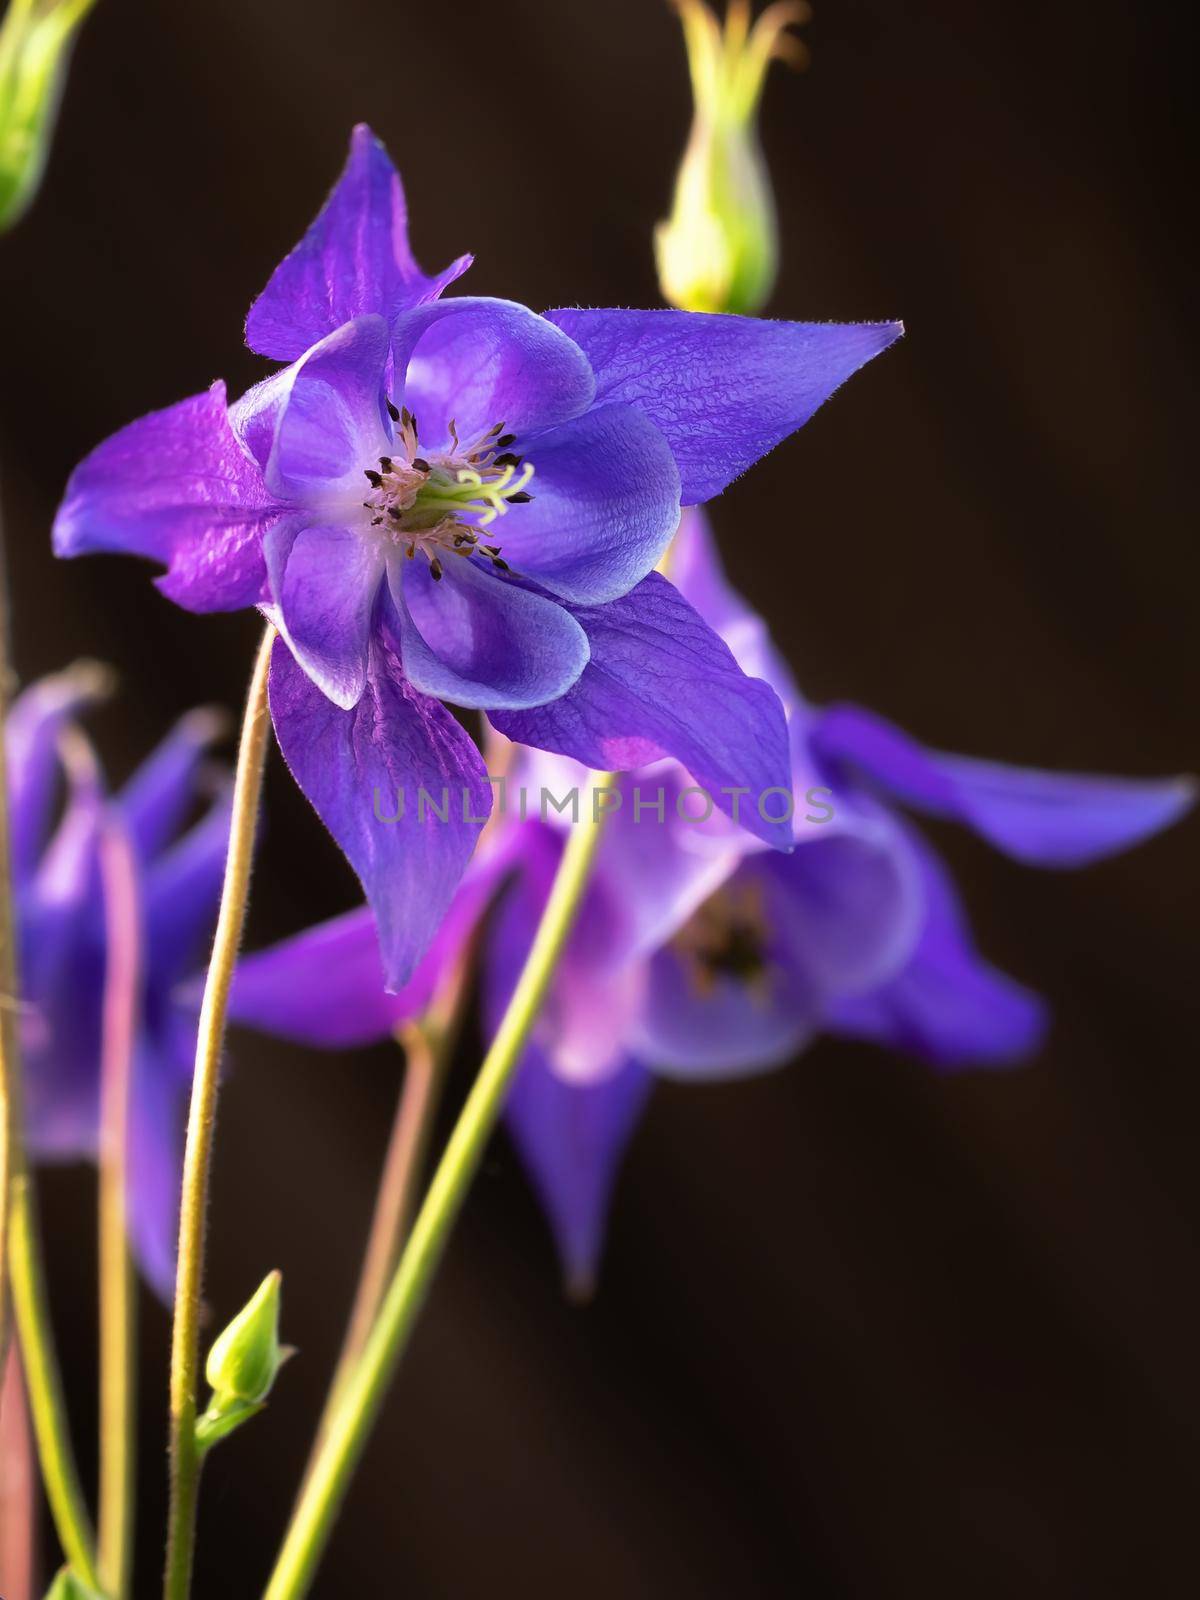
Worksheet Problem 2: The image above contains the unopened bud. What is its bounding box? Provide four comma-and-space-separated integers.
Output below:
197, 1270, 290, 1450
655, 0, 808, 316
0, 0, 100, 232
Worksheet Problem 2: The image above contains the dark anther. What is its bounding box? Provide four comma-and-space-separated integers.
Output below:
386, 399, 401, 422
491, 556, 511, 572
364, 469, 383, 486
430, 558, 443, 581
483, 544, 502, 555
495, 433, 516, 448
378, 456, 394, 472
387, 506, 403, 520
507, 490, 533, 504
453, 533, 473, 547
493, 452, 522, 468
412, 458, 431, 473
400, 406, 414, 428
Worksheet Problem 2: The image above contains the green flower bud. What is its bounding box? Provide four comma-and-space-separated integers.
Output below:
655, 0, 808, 316
44, 1568, 104, 1600
197, 1270, 290, 1449
0, 0, 98, 231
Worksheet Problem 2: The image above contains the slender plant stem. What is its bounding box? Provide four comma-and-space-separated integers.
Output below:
0, 1343, 37, 1600
262, 773, 615, 1600
97, 818, 141, 1600
9, 1175, 98, 1585
299, 956, 472, 1488
0, 482, 98, 1587
164, 625, 276, 1600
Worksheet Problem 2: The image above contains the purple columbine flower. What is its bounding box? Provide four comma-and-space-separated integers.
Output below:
488, 514, 1194, 1290
10, 667, 231, 1295
52, 123, 902, 990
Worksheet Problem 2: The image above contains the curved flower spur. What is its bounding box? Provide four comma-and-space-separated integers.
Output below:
52, 124, 902, 990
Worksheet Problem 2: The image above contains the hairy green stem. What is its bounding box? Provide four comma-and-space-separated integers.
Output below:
262, 774, 615, 1600
164, 625, 275, 1600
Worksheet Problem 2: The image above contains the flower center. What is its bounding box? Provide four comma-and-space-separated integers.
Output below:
362, 403, 534, 580
673, 879, 772, 999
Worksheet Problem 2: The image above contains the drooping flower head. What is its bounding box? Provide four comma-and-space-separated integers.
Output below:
482, 513, 1194, 1290
53, 124, 902, 990
10, 667, 232, 1293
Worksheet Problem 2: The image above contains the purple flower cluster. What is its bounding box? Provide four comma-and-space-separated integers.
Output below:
53, 124, 900, 991
9, 668, 229, 1293
44, 123, 1192, 1300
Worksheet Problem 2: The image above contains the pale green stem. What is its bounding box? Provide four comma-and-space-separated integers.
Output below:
97, 816, 140, 1600
164, 625, 276, 1600
9, 1174, 98, 1586
261, 774, 616, 1600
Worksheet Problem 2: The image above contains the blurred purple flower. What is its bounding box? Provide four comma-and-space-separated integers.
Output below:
485, 514, 1194, 1291
219, 513, 1192, 1293
52, 123, 901, 990
10, 668, 230, 1295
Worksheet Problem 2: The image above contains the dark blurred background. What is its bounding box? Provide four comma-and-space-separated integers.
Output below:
1, 0, 1197, 1594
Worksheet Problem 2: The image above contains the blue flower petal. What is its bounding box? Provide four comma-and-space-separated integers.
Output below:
506, 1047, 652, 1300
117, 707, 227, 864
126, 1038, 186, 1301
245, 123, 472, 362
828, 827, 1048, 1068
263, 316, 392, 504
52, 382, 279, 612
545, 308, 902, 504
489, 403, 681, 605
630, 941, 816, 1080
764, 814, 923, 999
268, 629, 491, 990
489, 573, 792, 849
142, 791, 232, 990
390, 554, 589, 712
264, 519, 384, 710
484, 850, 652, 1296
393, 297, 595, 446
667, 507, 802, 708
6, 663, 111, 883
811, 703, 1196, 867
227, 832, 517, 1049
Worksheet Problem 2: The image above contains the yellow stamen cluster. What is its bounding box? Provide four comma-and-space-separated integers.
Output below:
362, 405, 534, 580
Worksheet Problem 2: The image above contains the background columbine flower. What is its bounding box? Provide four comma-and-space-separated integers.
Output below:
10, 667, 231, 1294
224, 510, 1193, 1297
52, 122, 901, 990
483, 514, 1194, 1290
